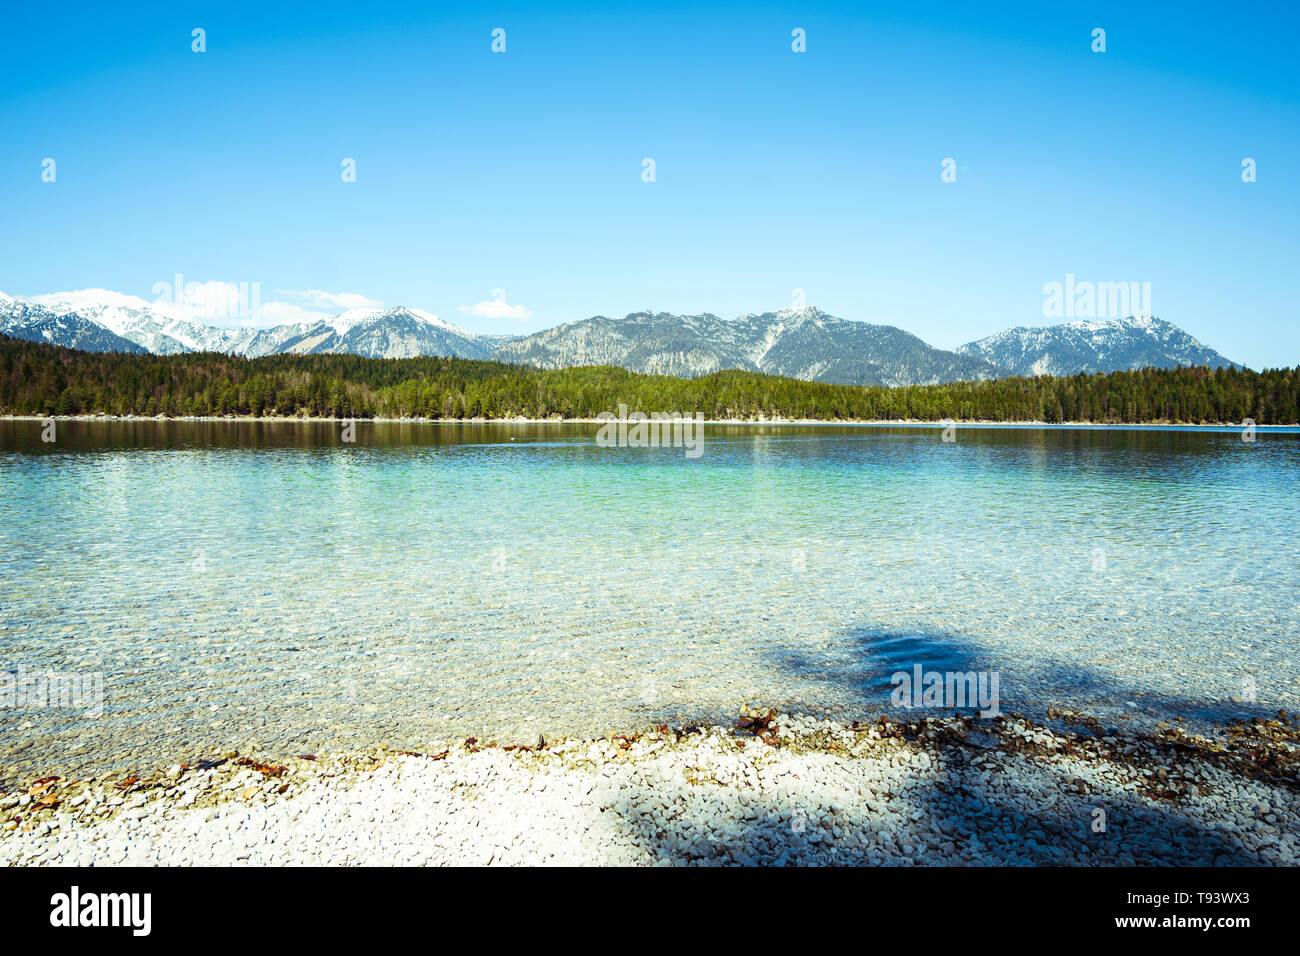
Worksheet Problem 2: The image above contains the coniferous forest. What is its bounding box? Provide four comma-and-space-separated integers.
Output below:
1, 334, 1296, 424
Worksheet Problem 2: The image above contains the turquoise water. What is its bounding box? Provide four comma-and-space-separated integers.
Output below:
1, 419, 1298, 780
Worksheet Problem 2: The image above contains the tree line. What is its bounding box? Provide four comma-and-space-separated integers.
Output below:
1, 334, 1296, 424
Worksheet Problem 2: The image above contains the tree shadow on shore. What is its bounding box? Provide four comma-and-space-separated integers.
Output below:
603, 625, 1284, 866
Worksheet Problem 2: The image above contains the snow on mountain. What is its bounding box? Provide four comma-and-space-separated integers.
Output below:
733, 307, 1002, 386
489, 307, 1003, 386
255, 307, 492, 359
30, 289, 242, 354
491, 311, 759, 378
327, 308, 383, 336
328, 305, 467, 338
7, 291, 488, 361
2, 288, 1245, 385
0, 299, 147, 353
956, 315, 1239, 377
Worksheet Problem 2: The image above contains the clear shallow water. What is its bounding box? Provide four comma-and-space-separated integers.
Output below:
1, 419, 1298, 781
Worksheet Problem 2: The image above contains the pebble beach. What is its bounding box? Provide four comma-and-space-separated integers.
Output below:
3, 707, 1297, 866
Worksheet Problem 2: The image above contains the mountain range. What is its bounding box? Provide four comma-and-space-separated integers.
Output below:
956, 315, 1239, 378
489, 309, 1004, 386
0, 289, 1241, 385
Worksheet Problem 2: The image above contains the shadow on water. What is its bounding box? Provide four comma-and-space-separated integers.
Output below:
766, 623, 1281, 730
759, 627, 998, 716
607, 625, 1272, 865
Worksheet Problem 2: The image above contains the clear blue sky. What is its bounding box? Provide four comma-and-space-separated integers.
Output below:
2, 0, 1297, 368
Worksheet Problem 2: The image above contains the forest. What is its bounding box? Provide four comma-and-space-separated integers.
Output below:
1, 334, 1296, 424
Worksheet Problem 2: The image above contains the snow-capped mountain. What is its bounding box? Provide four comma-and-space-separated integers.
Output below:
1, 289, 1244, 385
271, 306, 496, 360
491, 307, 1003, 386
0, 299, 147, 353
30, 289, 241, 354
956, 315, 1239, 377
733, 308, 1000, 386
492, 311, 764, 377
1, 291, 492, 361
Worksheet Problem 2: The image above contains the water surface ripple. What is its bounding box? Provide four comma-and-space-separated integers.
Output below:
1, 420, 1297, 780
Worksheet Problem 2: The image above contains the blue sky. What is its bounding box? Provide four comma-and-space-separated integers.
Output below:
1, 0, 1297, 368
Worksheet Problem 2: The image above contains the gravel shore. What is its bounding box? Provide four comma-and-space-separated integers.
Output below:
3, 708, 1297, 866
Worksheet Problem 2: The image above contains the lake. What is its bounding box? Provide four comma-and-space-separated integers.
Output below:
2, 419, 1297, 782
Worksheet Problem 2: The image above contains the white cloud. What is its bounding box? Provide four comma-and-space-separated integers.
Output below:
257, 300, 337, 327
458, 289, 532, 320
35, 288, 155, 312
25, 283, 385, 331
35, 283, 263, 326
276, 289, 383, 311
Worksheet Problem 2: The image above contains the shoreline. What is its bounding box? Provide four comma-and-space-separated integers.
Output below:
2, 414, 1294, 428
3, 708, 1296, 866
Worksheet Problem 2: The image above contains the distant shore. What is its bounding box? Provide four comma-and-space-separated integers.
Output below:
3, 414, 1293, 428
2, 708, 1296, 866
